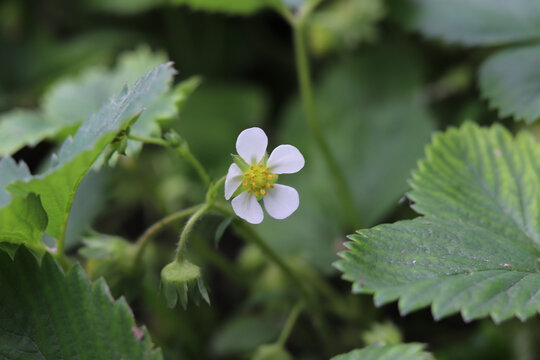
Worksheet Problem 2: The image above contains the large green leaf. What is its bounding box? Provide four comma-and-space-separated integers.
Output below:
479, 44, 540, 124
258, 44, 434, 273
0, 157, 47, 249
0, 47, 171, 156
0, 246, 162, 359
336, 123, 540, 323
400, 0, 540, 46
6, 63, 175, 241
332, 343, 432, 360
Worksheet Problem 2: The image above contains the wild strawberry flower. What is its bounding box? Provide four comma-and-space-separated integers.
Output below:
225, 127, 305, 224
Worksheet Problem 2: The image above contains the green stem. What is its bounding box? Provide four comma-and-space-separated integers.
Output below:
133, 204, 203, 265
277, 302, 305, 347
292, 18, 359, 229
211, 203, 333, 354
128, 134, 169, 147
127, 134, 211, 187
175, 203, 211, 261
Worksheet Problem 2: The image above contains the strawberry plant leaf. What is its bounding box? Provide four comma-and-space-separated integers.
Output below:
0, 246, 162, 359
332, 343, 432, 360
0, 47, 173, 156
401, 0, 540, 46
479, 44, 540, 124
336, 123, 540, 323
6, 63, 175, 242
0, 157, 47, 250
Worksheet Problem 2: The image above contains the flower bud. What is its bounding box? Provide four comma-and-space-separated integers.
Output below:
160, 259, 210, 309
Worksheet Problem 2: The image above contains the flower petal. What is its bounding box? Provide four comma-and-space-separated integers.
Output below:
236, 127, 268, 165
225, 163, 243, 200
263, 184, 299, 220
232, 192, 264, 224
267, 145, 305, 174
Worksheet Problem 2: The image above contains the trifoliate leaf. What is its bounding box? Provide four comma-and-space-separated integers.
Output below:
0, 246, 162, 359
331, 343, 432, 360
400, 0, 540, 46
336, 123, 540, 323
479, 44, 540, 124
6, 63, 175, 241
0, 157, 47, 249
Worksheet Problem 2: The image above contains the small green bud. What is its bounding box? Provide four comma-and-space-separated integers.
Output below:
164, 129, 183, 147
160, 259, 210, 309
252, 344, 293, 360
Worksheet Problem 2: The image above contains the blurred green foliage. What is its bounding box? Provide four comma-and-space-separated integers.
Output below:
1, 0, 538, 359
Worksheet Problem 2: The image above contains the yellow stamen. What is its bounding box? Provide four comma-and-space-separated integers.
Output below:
261, 189, 266, 195
255, 191, 259, 197
242, 182, 247, 186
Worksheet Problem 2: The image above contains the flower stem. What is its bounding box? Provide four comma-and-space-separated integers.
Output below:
175, 203, 211, 262
127, 134, 211, 187
277, 302, 305, 347
291, 14, 359, 229
133, 204, 203, 265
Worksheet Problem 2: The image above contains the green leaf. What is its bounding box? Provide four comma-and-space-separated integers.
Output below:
0, 110, 53, 155
309, 0, 386, 55
401, 0, 540, 46
479, 44, 540, 124
6, 63, 175, 241
123, 76, 201, 159
0, 46, 170, 156
336, 123, 540, 323
211, 315, 282, 356
42, 45, 168, 129
331, 343, 432, 360
258, 44, 434, 273
0, 157, 47, 249
0, 246, 162, 359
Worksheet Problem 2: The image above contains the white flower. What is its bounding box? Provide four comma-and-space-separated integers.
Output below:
225, 127, 305, 224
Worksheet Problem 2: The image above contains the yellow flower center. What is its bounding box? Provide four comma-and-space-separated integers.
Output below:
242, 163, 277, 198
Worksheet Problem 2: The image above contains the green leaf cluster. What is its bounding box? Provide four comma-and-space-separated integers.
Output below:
398, 0, 540, 123
337, 123, 540, 323
0, 246, 162, 359
0, 46, 188, 157
332, 343, 432, 360
1, 62, 175, 250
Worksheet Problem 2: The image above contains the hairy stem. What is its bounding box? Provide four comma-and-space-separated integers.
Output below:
133, 204, 203, 265
175, 203, 211, 262
127, 134, 211, 187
